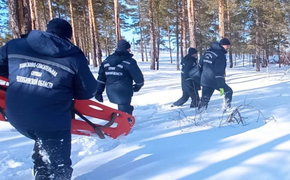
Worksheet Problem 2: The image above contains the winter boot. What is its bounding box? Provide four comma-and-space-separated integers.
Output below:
190, 99, 199, 108
222, 97, 231, 112
198, 96, 210, 112
197, 102, 208, 113
222, 102, 231, 113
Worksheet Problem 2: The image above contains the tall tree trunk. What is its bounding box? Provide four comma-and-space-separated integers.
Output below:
88, 0, 102, 66
144, 43, 148, 62
33, 0, 39, 29
182, 0, 187, 56
94, 17, 102, 64
176, 0, 180, 70
263, 23, 269, 68
105, 27, 108, 57
149, 0, 156, 70
179, 10, 183, 58
196, 3, 203, 56
255, 11, 260, 72
278, 31, 281, 68
218, 0, 225, 39
265, 36, 269, 68
234, 52, 236, 66
48, 0, 53, 19
8, 0, 32, 37
226, 0, 233, 68
108, 26, 113, 55
114, 0, 121, 44
69, 0, 76, 44
167, 22, 173, 64
187, 0, 196, 47
138, 0, 144, 62
156, 7, 160, 70
88, 0, 97, 66
242, 53, 244, 67
83, 8, 89, 58
78, 17, 84, 53
18, 0, 32, 35
198, 31, 202, 57
56, 1, 60, 18
29, 0, 35, 29
29, 0, 39, 30
74, 17, 79, 46
96, 39, 102, 67
8, 0, 21, 38
41, 0, 48, 30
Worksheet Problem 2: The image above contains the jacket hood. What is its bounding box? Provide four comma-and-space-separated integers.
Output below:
26, 30, 81, 58
209, 42, 227, 54
106, 50, 133, 66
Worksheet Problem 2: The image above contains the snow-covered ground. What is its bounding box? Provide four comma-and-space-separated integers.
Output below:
1, 52, 290, 180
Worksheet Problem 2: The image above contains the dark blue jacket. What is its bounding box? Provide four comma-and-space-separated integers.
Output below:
180, 55, 200, 91
200, 42, 227, 89
96, 50, 144, 105
0, 30, 97, 131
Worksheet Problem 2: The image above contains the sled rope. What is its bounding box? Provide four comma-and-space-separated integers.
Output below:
74, 109, 117, 139
0, 107, 7, 121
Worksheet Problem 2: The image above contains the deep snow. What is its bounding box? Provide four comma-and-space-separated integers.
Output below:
1, 52, 290, 180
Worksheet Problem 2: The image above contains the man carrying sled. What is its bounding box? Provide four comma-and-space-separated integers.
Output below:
0, 18, 97, 180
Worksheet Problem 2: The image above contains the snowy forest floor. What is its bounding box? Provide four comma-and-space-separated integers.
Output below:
1, 53, 290, 180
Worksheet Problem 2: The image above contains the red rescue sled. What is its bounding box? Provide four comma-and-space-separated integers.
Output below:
0, 76, 135, 139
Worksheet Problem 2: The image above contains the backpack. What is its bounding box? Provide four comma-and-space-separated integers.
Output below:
188, 63, 201, 83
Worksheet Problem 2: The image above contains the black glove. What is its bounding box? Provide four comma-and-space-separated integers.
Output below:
133, 84, 142, 92
95, 93, 103, 102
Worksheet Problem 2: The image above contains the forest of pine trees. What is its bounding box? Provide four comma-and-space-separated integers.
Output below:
0, 0, 290, 71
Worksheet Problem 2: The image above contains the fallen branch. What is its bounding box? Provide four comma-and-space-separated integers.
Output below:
220, 101, 276, 127
226, 106, 244, 125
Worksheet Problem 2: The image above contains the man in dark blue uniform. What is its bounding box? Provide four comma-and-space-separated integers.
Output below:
172, 48, 200, 108
0, 18, 97, 180
95, 39, 144, 115
198, 38, 233, 111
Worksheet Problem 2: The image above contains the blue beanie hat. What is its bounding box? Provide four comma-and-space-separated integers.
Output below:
220, 38, 231, 45
117, 39, 131, 51
188, 48, 198, 55
46, 18, 72, 39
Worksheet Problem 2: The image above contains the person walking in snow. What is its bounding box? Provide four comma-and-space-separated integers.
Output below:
172, 48, 201, 108
0, 18, 97, 180
95, 39, 144, 115
198, 38, 233, 111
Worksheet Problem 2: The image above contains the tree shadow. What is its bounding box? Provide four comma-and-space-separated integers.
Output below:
73, 119, 267, 180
